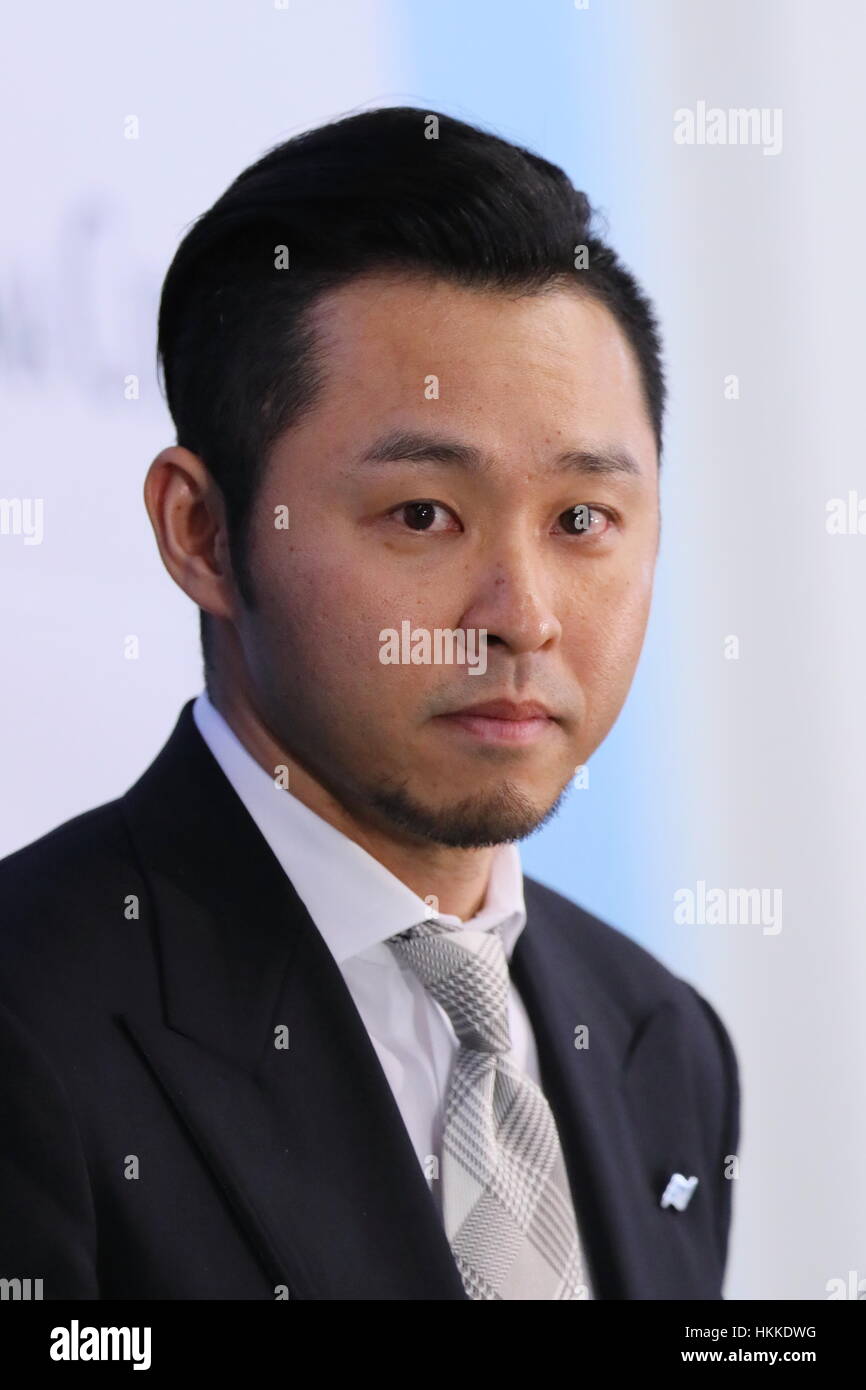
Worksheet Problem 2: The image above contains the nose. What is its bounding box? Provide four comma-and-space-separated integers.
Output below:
460, 545, 562, 656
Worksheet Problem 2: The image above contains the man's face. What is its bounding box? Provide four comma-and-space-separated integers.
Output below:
233, 271, 659, 848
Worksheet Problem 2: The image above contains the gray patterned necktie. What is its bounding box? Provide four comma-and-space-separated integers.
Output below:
387, 917, 592, 1300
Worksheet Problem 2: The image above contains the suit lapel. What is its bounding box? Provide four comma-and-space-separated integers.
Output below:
120, 700, 468, 1300
511, 888, 714, 1299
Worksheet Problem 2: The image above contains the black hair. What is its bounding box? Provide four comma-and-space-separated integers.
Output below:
156, 106, 666, 689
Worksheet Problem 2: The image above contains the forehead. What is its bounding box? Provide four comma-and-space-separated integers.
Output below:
299, 271, 657, 464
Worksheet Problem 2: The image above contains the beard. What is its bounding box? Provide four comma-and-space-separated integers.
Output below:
366, 772, 572, 849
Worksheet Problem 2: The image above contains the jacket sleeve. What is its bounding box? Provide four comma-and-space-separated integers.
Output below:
0, 999, 99, 1299
685, 983, 741, 1278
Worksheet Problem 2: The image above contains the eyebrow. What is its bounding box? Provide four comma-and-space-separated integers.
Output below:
357, 428, 643, 479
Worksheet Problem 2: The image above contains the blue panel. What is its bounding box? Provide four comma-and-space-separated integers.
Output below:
401, 0, 659, 945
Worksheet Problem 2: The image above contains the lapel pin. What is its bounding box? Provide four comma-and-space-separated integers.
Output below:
660, 1173, 699, 1211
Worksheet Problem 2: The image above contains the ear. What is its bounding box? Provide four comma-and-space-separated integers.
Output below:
143, 446, 236, 623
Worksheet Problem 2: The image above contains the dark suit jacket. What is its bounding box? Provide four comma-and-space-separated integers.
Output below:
0, 699, 739, 1300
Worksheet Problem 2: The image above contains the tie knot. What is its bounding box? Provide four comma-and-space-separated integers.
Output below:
387, 918, 512, 1055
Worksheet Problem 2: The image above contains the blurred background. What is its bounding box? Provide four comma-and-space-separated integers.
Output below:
2, 0, 863, 1299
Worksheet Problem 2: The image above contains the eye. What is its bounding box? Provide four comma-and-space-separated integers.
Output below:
391, 500, 459, 533
556, 504, 615, 538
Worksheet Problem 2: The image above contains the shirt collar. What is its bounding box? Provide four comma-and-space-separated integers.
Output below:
191, 690, 527, 965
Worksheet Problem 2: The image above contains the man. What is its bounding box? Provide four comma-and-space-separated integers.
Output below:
0, 107, 739, 1300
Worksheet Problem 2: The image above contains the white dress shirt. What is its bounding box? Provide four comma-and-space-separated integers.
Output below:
191, 690, 542, 1198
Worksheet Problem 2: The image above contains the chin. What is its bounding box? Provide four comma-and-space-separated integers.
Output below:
368, 776, 566, 850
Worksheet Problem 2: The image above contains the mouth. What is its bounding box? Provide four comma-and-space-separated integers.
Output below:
434, 698, 560, 746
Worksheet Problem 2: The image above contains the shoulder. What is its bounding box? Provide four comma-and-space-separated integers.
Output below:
522, 874, 740, 1111
523, 873, 690, 1006
0, 797, 145, 1012
0, 796, 135, 909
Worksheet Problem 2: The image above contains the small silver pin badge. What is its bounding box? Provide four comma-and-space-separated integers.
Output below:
660, 1173, 699, 1211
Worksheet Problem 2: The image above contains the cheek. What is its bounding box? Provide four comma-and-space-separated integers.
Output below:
255, 545, 417, 690
565, 567, 654, 691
